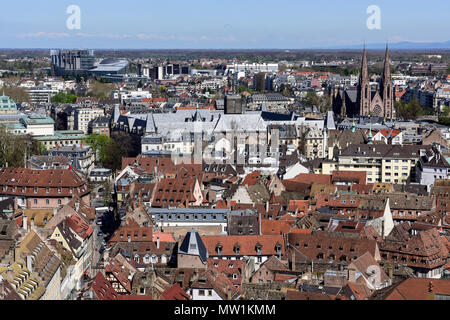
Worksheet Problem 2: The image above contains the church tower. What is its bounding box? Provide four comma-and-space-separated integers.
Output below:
357, 45, 371, 116
380, 45, 394, 121
340, 90, 347, 119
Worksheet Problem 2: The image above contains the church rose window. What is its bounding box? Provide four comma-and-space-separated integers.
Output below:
373, 105, 382, 116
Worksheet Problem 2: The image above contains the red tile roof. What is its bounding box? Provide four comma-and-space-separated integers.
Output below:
202, 235, 285, 257
384, 278, 450, 300
288, 200, 309, 213
109, 220, 153, 244
242, 171, 260, 186
332, 171, 366, 184
288, 173, 331, 185
0, 168, 89, 198
161, 283, 191, 300
66, 213, 93, 239
105, 259, 132, 293
91, 272, 119, 300
261, 219, 294, 235
207, 258, 245, 287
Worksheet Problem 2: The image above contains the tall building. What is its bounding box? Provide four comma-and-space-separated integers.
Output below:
333, 46, 395, 121
50, 50, 95, 76
224, 95, 243, 114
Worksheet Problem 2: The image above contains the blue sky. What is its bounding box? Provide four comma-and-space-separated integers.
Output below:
1, 0, 449, 49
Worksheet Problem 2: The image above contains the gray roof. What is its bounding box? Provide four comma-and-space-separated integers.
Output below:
326, 111, 336, 130
340, 144, 431, 159
149, 208, 229, 223
178, 230, 208, 263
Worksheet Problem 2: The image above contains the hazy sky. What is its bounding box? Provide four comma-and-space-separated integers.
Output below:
1, 0, 449, 49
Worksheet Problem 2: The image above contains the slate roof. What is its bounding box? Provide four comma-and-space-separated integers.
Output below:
179, 230, 209, 263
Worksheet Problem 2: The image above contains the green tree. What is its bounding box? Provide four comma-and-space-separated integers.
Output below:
158, 85, 167, 93
1, 86, 30, 104
51, 92, 77, 104
84, 133, 112, 164
395, 98, 425, 120
0, 128, 43, 168
304, 91, 319, 108
87, 80, 115, 99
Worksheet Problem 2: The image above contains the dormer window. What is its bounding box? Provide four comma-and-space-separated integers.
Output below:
276, 244, 282, 253
234, 245, 240, 256
256, 244, 262, 255
216, 245, 223, 256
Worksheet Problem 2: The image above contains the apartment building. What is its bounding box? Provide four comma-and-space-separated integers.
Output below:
337, 145, 431, 184
74, 108, 105, 134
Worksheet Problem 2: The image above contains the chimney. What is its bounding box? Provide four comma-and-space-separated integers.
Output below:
23, 215, 28, 230
388, 264, 393, 280
292, 248, 296, 271
227, 286, 232, 300
259, 211, 262, 236
26, 255, 33, 272
348, 268, 356, 283
156, 236, 160, 249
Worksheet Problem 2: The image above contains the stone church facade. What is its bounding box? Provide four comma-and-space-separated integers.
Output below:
333, 46, 395, 121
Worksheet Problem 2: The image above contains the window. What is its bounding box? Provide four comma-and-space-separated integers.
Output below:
199, 290, 205, 296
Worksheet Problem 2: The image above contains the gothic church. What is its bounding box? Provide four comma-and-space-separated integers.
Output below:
333, 46, 395, 121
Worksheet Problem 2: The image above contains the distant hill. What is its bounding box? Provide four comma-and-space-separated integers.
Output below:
327, 41, 450, 50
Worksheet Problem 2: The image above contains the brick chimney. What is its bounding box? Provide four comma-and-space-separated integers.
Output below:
348, 267, 356, 283
291, 248, 296, 271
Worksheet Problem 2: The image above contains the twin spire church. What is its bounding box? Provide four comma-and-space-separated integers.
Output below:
332, 46, 395, 121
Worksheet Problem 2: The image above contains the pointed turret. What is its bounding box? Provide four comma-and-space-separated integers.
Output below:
358, 44, 371, 116
381, 44, 394, 121
381, 44, 391, 88
368, 117, 373, 144
340, 90, 347, 119
382, 198, 394, 238
360, 44, 369, 83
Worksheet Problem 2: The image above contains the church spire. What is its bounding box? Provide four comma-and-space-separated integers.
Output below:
340, 90, 347, 119
382, 44, 391, 86
381, 43, 394, 121
358, 44, 371, 116
361, 43, 369, 82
